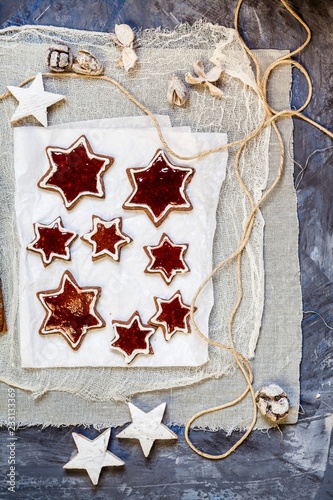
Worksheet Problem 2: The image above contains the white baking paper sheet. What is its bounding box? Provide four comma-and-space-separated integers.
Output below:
14, 120, 228, 368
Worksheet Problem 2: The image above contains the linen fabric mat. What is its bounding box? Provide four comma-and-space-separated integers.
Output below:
0, 21, 301, 431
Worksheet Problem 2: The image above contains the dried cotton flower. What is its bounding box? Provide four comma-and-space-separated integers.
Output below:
185, 60, 224, 98
167, 75, 189, 107
110, 24, 139, 72
72, 49, 104, 76
255, 384, 290, 422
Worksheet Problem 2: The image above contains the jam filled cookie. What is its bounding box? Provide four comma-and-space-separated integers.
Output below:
27, 217, 77, 266
111, 312, 156, 364
123, 149, 194, 227
81, 216, 132, 262
38, 135, 114, 210
37, 270, 105, 350
149, 290, 195, 341
144, 233, 189, 285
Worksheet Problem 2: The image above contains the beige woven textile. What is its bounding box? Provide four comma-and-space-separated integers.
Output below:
0, 22, 301, 430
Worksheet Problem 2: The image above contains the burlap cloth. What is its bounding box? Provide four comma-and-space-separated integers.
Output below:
0, 23, 301, 430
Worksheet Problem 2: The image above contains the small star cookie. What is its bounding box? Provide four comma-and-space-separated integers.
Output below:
27, 217, 77, 266
111, 311, 156, 363
81, 216, 132, 262
144, 233, 189, 285
149, 290, 195, 341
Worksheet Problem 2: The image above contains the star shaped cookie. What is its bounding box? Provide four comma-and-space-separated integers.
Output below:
144, 233, 189, 284
38, 135, 114, 210
81, 216, 132, 261
37, 270, 105, 350
123, 149, 195, 227
27, 217, 77, 266
64, 429, 124, 485
7, 73, 65, 127
111, 311, 156, 363
117, 402, 177, 457
149, 290, 195, 341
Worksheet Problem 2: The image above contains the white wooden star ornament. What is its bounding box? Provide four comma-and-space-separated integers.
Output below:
63, 429, 124, 485
117, 402, 177, 457
7, 73, 65, 126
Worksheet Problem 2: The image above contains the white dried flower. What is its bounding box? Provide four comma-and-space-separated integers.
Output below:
72, 50, 104, 76
116, 47, 138, 72
167, 75, 189, 107
110, 24, 139, 72
255, 384, 290, 422
185, 60, 224, 98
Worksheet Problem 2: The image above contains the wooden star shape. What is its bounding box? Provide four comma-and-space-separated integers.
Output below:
37, 270, 105, 350
27, 217, 77, 266
123, 149, 195, 227
7, 73, 65, 127
82, 216, 132, 262
144, 233, 189, 285
38, 135, 114, 210
111, 311, 156, 364
117, 402, 177, 457
149, 290, 196, 341
63, 429, 124, 485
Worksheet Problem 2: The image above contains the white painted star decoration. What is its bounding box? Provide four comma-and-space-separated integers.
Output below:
63, 429, 124, 485
7, 73, 65, 126
117, 402, 178, 457
63, 403, 177, 483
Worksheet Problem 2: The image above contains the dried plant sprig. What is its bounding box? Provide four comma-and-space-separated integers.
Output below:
185, 60, 224, 98
167, 75, 189, 107
110, 24, 139, 72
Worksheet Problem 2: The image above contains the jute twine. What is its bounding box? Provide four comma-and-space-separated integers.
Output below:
0, 0, 330, 460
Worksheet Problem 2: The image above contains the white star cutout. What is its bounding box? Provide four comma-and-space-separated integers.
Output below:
117, 402, 177, 457
63, 429, 124, 485
7, 73, 65, 126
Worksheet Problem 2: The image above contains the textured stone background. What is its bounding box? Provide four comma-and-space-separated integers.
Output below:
0, 1, 332, 498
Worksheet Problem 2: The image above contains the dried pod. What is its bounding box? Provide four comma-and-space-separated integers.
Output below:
115, 24, 135, 47
167, 75, 189, 107
111, 23, 139, 72
72, 50, 104, 76
255, 384, 290, 422
185, 60, 224, 98
118, 47, 138, 72
46, 44, 73, 73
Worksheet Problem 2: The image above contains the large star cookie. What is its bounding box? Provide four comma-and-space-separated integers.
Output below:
64, 429, 124, 485
38, 135, 114, 210
111, 312, 156, 363
37, 270, 105, 350
123, 149, 195, 227
149, 290, 195, 341
81, 216, 132, 261
27, 217, 77, 266
144, 233, 189, 284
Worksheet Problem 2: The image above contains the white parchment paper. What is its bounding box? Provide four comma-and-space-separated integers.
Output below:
15, 124, 228, 368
